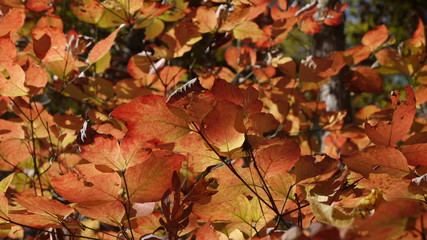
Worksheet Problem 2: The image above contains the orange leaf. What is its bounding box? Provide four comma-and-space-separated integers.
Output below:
300, 17, 321, 34
201, 100, 246, 153
26, 0, 52, 12
375, 49, 409, 75
415, 85, 427, 105
125, 150, 184, 203
362, 25, 388, 51
168, 89, 216, 125
365, 86, 416, 147
0, 120, 24, 141
8, 213, 63, 228
341, 146, 409, 178
175, 132, 219, 172
400, 143, 427, 166
211, 79, 244, 106
111, 95, 190, 143
196, 222, 221, 240
361, 173, 416, 200
75, 201, 125, 226
344, 66, 383, 93
71, 0, 104, 24
255, 139, 301, 177
36, 14, 63, 30
31, 27, 67, 62
194, 6, 217, 33
14, 194, 73, 217
409, 18, 426, 48
353, 199, 425, 240
299, 52, 346, 82
133, 213, 163, 236
0, 61, 28, 96
147, 66, 187, 92
233, 21, 267, 42
0, 38, 16, 62
246, 112, 280, 135
79, 133, 151, 171
51, 164, 121, 203
295, 155, 339, 183
0, 139, 31, 171
0, 193, 8, 219
88, 25, 123, 64
0, 8, 25, 37
343, 45, 371, 65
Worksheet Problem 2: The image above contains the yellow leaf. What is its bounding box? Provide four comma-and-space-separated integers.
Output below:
233, 21, 266, 42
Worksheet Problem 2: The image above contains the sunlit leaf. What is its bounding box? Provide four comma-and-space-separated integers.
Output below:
362, 25, 388, 51
200, 100, 245, 153
342, 146, 409, 178
75, 200, 125, 226
111, 95, 190, 143
255, 139, 301, 177
125, 150, 184, 203
0, 62, 28, 96
51, 164, 121, 203
365, 86, 416, 147
233, 21, 267, 42
14, 194, 73, 217
88, 25, 123, 64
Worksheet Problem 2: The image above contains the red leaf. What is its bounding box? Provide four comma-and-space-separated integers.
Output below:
362, 25, 388, 51
51, 164, 121, 203
341, 146, 409, 178
365, 86, 416, 147
111, 95, 190, 144
125, 150, 184, 203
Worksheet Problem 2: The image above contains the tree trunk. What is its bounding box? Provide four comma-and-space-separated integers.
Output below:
313, 0, 352, 122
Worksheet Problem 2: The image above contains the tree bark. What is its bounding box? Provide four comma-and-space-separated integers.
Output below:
313, 0, 352, 122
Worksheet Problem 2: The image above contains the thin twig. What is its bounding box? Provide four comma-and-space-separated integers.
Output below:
121, 170, 136, 240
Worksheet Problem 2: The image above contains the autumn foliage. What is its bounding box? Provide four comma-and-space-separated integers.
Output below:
0, 0, 427, 239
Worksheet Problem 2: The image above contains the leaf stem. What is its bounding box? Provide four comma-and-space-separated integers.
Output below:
191, 122, 279, 213
121, 170, 136, 240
